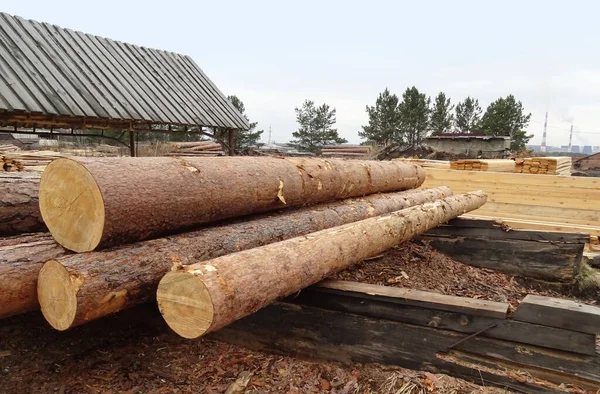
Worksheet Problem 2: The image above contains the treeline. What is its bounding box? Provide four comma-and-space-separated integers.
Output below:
359, 88, 532, 151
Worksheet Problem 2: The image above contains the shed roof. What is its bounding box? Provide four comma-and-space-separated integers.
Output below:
0, 12, 249, 131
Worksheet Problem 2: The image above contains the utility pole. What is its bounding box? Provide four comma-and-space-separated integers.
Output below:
568, 124, 573, 153
540, 112, 548, 153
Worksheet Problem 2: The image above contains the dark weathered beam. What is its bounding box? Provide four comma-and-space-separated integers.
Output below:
514, 295, 600, 335
293, 281, 596, 355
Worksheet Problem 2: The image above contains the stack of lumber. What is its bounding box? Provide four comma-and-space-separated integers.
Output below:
168, 141, 224, 156
1, 150, 66, 172
321, 145, 372, 158
450, 159, 516, 172
514, 156, 572, 175
421, 168, 600, 237
0, 144, 20, 152
397, 158, 450, 169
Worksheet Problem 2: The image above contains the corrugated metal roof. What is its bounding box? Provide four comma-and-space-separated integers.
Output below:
0, 12, 249, 130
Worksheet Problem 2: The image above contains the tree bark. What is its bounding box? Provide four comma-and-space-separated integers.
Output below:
0, 233, 67, 319
39, 157, 425, 252
0, 172, 46, 236
37, 187, 451, 330
156, 191, 487, 339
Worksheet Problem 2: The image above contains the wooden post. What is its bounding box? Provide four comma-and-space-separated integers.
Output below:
129, 130, 136, 157
228, 129, 235, 156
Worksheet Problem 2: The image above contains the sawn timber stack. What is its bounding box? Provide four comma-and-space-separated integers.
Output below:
157, 191, 487, 339
39, 157, 425, 252
36, 187, 451, 330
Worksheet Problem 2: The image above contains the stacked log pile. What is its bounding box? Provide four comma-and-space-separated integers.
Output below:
320, 145, 372, 159
514, 156, 572, 175
168, 141, 224, 157
450, 159, 516, 172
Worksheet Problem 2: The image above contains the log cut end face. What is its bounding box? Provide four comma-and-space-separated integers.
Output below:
39, 159, 105, 252
38, 260, 78, 331
157, 271, 214, 339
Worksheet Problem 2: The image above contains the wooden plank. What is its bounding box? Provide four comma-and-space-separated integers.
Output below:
81, 32, 160, 122
51, 25, 135, 120
6, 15, 90, 117
315, 280, 509, 318
23, 19, 111, 118
430, 219, 589, 243
423, 168, 600, 189
421, 236, 583, 281
514, 295, 600, 335
98, 38, 181, 124
135, 45, 213, 126
215, 303, 600, 392
293, 287, 597, 355
462, 214, 600, 237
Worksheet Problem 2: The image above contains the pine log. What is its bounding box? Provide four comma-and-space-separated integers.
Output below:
0, 233, 67, 319
0, 172, 46, 236
156, 191, 487, 339
39, 157, 425, 252
37, 187, 451, 330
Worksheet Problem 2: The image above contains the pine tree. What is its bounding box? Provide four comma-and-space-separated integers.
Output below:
429, 92, 454, 135
292, 100, 347, 153
398, 87, 431, 147
359, 88, 402, 146
480, 95, 532, 150
454, 97, 482, 133
227, 95, 264, 151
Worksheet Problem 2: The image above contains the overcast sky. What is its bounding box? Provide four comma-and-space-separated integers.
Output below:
4, 0, 600, 147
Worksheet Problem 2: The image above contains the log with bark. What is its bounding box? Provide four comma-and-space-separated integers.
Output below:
0, 172, 46, 236
39, 157, 425, 252
0, 233, 67, 319
36, 187, 451, 330
156, 191, 487, 339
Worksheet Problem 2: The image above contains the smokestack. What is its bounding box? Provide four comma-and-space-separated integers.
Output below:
568, 124, 573, 153
540, 112, 548, 153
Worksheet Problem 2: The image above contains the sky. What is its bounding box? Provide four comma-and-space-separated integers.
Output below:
4, 0, 600, 147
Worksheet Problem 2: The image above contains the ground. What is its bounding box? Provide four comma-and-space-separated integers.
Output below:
0, 242, 597, 394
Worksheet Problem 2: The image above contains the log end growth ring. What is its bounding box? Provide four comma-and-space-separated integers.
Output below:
39, 159, 105, 252
38, 260, 78, 331
157, 271, 214, 339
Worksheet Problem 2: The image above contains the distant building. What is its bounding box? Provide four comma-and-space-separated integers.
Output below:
583, 146, 593, 154
572, 146, 581, 153
425, 135, 511, 159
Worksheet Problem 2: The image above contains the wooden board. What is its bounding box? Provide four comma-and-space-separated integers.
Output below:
215, 303, 600, 392
514, 295, 600, 335
314, 280, 508, 318
294, 281, 596, 355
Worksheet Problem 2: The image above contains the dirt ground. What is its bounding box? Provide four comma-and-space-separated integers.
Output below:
0, 241, 597, 394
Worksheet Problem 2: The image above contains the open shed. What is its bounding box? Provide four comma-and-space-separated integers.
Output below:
0, 12, 249, 155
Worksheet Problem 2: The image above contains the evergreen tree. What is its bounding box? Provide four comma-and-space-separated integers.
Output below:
292, 100, 347, 153
480, 95, 532, 150
398, 87, 431, 147
454, 97, 482, 133
429, 92, 454, 135
359, 88, 402, 146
